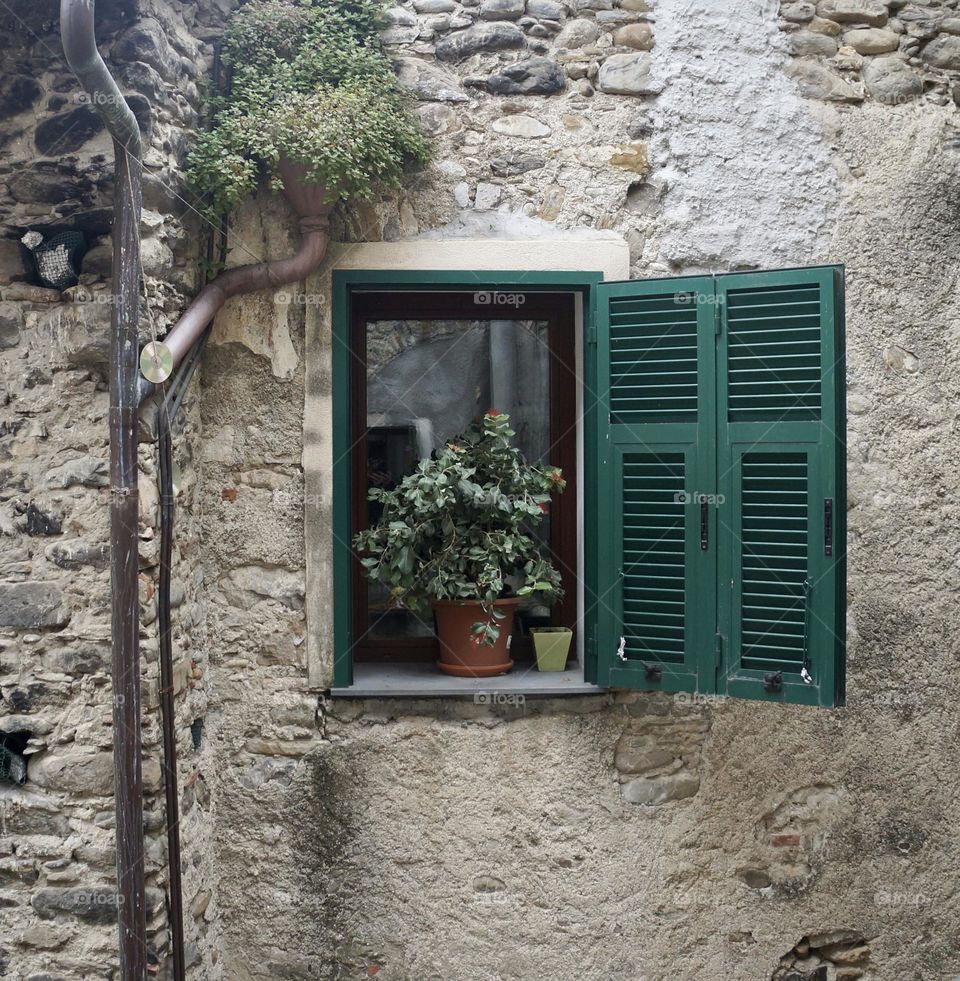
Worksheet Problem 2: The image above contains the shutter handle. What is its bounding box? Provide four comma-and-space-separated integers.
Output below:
616, 636, 627, 662
699, 494, 709, 551
823, 498, 833, 556
801, 578, 814, 684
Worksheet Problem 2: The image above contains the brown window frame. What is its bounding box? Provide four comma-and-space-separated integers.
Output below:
349, 289, 579, 663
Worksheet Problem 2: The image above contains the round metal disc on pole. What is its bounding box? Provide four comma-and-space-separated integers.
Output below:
140, 341, 173, 384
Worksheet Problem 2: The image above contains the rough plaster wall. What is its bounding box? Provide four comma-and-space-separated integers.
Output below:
198, 0, 960, 979
648, 1, 839, 270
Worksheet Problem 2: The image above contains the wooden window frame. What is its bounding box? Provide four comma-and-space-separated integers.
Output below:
349, 290, 579, 664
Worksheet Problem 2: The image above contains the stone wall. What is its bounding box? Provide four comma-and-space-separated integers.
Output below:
1, 0, 959, 979
0, 0, 229, 977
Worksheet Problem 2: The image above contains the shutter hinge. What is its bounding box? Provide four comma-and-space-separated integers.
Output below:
587, 322, 597, 346
714, 301, 722, 336
714, 633, 723, 669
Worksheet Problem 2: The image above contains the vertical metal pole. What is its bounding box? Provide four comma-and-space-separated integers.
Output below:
110, 136, 147, 980
61, 4, 147, 973
157, 424, 185, 981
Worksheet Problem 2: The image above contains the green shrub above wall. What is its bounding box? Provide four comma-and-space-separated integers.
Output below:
187, 0, 429, 219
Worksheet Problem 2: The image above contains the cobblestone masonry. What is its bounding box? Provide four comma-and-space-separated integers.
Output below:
1, 0, 960, 978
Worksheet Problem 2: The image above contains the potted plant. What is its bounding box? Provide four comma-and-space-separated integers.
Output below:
354, 411, 566, 677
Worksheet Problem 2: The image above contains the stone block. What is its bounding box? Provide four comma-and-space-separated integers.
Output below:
815, 0, 887, 26
0, 240, 32, 285
922, 35, 960, 70
112, 18, 180, 79
484, 57, 566, 94
45, 456, 109, 489
620, 772, 700, 805
863, 56, 922, 102
555, 17, 600, 48
436, 21, 526, 59
597, 52, 661, 95
612, 22, 654, 49
393, 57, 469, 101
29, 749, 115, 796
32, 886, 163, 923
492, 113, 551, 137
786, 59, 864, 101
0, 302, 23, 348
34, 108, 104, 156
789, 31, 839, 56
0, 75, 42, 119
843, 28, 899, 53
44, 540, 110, 571
527, 0, 563, 19
0, 582, 69, 629
480, 0, 525, 19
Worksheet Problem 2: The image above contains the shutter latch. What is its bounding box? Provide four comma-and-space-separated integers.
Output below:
616, 636, 627, 662
762, 671, 783, 693
801, 659, 813, 685
643, 662, 662, 682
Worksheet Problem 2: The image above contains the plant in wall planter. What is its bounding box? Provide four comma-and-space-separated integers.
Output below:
154, 0, 430, 383
187, 0, 428, 222
354, 411, 566, 678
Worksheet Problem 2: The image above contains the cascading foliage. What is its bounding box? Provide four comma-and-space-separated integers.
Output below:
187, 0, 429, 219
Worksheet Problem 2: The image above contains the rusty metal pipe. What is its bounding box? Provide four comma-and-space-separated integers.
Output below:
157, 423, 183, 981
140, 159, 332, 403
60, 1, 146, 978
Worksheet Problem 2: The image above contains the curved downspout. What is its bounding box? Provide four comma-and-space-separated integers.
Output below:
139, 157, 332, 403
60, 2, 146, 978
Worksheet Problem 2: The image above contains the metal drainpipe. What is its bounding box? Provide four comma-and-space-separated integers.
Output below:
60, 2, 146, 978
156, 328, 210, 981
138, 157, 333, 404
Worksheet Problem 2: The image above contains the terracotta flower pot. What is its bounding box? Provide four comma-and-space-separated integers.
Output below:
433, 598, 519, 677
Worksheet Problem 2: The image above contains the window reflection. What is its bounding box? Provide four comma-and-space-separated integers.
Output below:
365, 318, 551, 639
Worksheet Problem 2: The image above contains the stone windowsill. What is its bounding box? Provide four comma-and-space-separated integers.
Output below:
330, 659, 608, 698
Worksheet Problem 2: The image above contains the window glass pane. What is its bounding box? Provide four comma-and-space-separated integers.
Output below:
365, 318, 550, 639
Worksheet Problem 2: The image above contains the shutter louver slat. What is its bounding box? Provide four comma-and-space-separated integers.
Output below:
740, 453, 808, 671
726, 282, 822, 421
621, 452, 687, 665
609, 295, 699, 424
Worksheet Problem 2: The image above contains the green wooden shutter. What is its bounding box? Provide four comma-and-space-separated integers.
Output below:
593, 278, 717, 693
589, 266, 845, 707
715, 267, 845, 706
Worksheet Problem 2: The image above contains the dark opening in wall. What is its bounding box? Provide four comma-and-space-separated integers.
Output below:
20, 229, 88, 290
0, 730, 30, 785
190, 717, 204, 752
773, 932, 872, 980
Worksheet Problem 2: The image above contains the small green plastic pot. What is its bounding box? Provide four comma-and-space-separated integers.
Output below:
530, 627, 573, 671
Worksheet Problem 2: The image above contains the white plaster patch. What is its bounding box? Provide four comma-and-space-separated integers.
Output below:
647, 0, 839, 272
